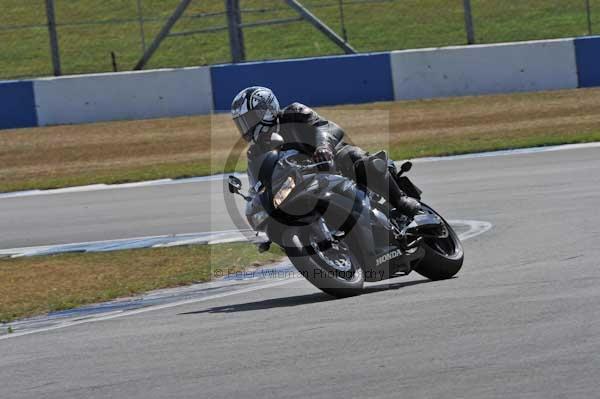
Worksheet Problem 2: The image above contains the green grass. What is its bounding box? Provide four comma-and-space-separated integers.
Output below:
3, 87, 600, 193
0, 161, 217, 194
0, 243, 285, 323
3, 131, 600, 194
387, 131, 600, 161
1, 0, 599, 79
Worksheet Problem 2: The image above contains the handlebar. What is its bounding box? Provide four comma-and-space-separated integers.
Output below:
283, 157, 334, 173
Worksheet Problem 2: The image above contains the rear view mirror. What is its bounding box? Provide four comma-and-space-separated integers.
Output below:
400, 161, 413, 173
228, 175, 242, 194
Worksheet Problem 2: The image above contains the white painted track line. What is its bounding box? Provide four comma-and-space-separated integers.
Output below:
0, 221, 489, 258
0, 220, 491, 340
0, 279, 296, 340
1, 142, 598, 200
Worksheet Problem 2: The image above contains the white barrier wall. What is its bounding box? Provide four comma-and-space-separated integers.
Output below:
34, 67, 213, 126
3, 37, 590, 130
391, 39, 578, 100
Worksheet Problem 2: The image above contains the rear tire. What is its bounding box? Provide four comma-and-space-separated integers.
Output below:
413, 203, 464, 280
282, 225, 364, 298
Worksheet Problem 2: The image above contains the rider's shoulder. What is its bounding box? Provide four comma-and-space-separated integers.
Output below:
281, 102, 317, 122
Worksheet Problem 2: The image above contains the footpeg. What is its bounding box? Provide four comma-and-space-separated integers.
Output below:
405, 236, 423, 250
404, 213, 446, 238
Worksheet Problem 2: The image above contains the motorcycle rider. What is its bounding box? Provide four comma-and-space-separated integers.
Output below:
231, 86, 421, 217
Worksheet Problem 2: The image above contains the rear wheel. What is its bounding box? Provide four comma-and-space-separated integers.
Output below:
413, 203, 464, 280
283, 219, 364, 298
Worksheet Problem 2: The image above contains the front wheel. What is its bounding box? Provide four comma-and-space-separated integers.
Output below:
413, 203, 464, 280
282, 220, 364, 298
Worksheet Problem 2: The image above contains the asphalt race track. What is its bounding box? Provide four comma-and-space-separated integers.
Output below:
1, 146, 600, 398
0, 176, 245, 250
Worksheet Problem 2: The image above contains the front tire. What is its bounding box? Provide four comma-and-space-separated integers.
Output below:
413, 203, 464, 280
282, 223, 364, 298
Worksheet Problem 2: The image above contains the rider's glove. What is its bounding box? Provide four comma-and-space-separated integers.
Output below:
313, 146, 334, 163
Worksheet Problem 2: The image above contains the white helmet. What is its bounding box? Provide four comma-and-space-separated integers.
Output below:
231, 86, 280, 143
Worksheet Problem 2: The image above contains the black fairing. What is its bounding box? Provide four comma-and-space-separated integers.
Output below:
266, 175, 378, 277
247, 150, 426, 282
397, 176, 423, 200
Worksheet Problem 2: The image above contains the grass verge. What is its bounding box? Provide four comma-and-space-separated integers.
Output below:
2, 88, 600, 193
0, 243, 285, 324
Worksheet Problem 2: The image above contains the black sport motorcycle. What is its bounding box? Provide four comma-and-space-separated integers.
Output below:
228, 134, 463, 297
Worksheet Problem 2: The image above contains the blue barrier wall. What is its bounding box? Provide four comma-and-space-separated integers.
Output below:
3, 38, 600, 130
210, 52, 394, 111
574, 36, 600, 88
0, 81, 37, 129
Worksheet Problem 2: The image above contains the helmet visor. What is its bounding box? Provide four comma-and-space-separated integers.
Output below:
233, 109, 266, 142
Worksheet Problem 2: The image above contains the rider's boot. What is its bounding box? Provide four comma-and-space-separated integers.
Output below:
355, 154, 421, 218
390, 187, 421, 218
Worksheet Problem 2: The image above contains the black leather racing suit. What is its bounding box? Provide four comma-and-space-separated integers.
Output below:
248, 103, 419, 216
277, 102, 363, 176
